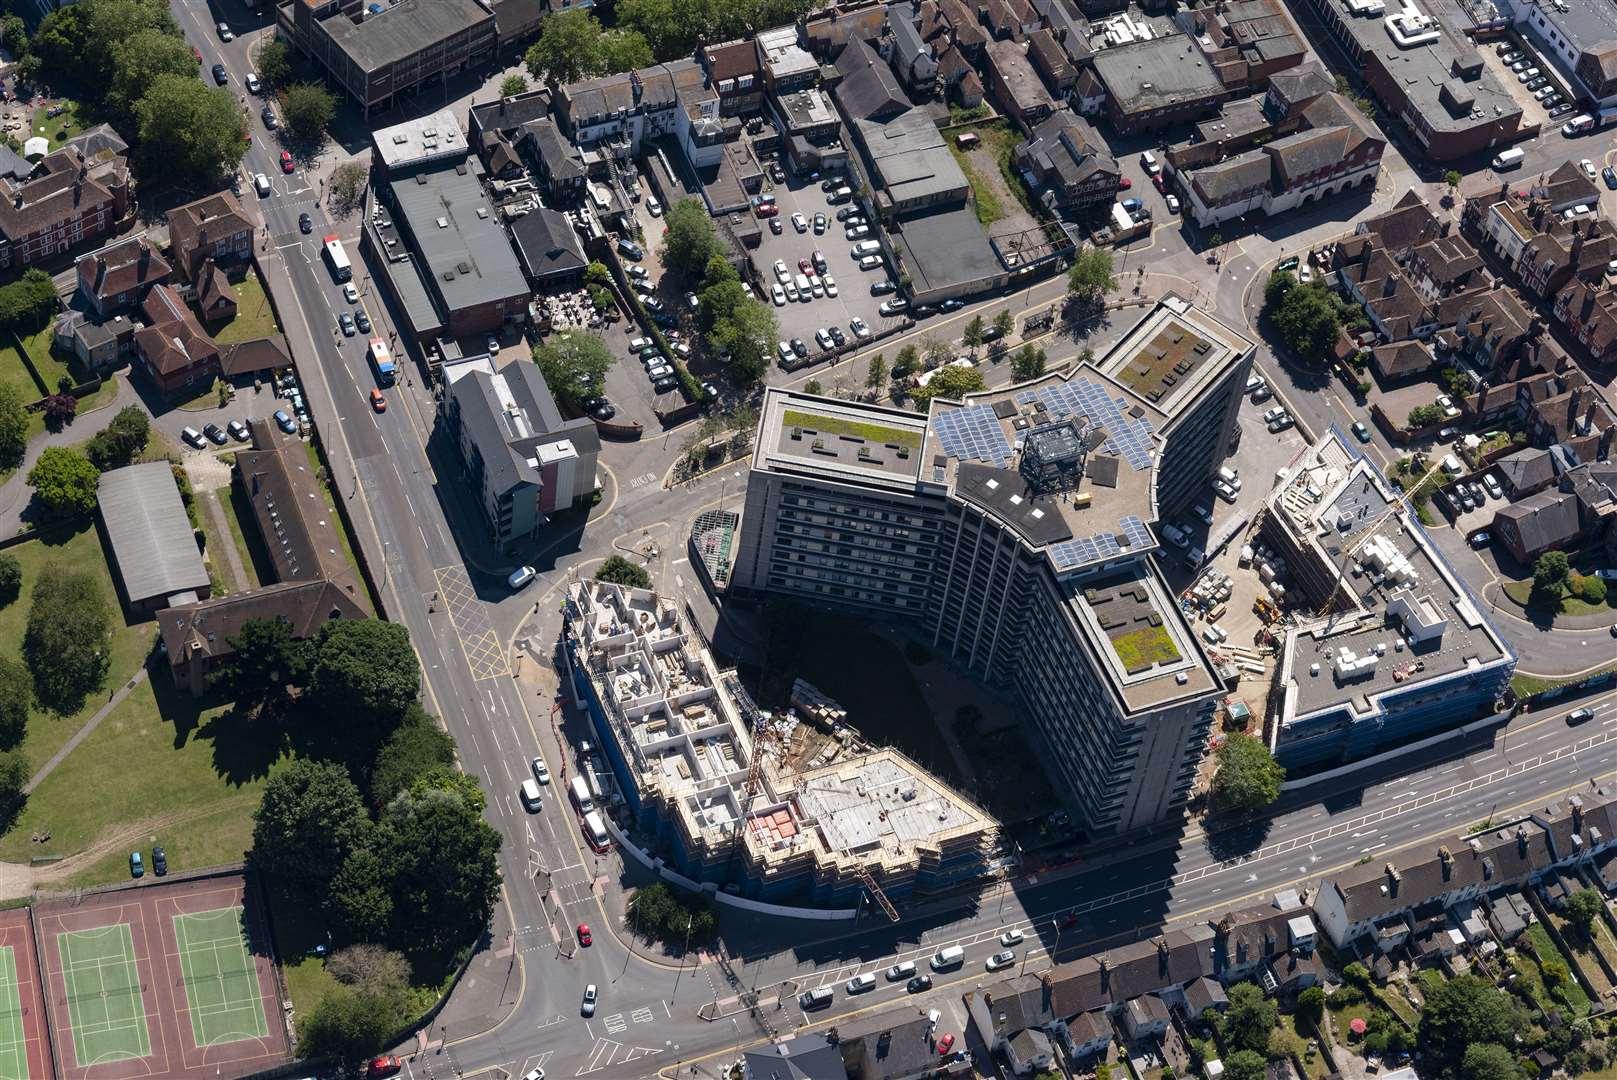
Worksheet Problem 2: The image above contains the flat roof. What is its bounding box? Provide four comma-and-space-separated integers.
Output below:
1067, 560, 1218, 711
1272, 432, 1512, 724
388, 159, 530, 316
318, 0, 492, 73
853, 111, 969, 205
97, 461, 211, 604
758, 390, 929, 490
1091, 34, 1225, 113
1097, 298, 1254, 422
370, 109, 467, 173
1519, 0, 1617, 59
1316, 0, 1518, 135
887, 204, 1000, 294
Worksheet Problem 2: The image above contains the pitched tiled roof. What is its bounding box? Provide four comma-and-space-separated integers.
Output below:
218, 335, 291, 378
1268, 61, 1334, 111
1494, 488, 1581, 552
135, 284, 217, 376
703, 38, 761, 83
1494, 447, 1554, 492
77, 236, 170, 305
1191, 153, 1271, 204
236, 417, 362, 590
1266, 125, 1350, 186
196, 261, 235, 318
1370, 340, 1432, 379
167, 191, 252, 274
159, 579, 366, 669
0, 149, 118, 244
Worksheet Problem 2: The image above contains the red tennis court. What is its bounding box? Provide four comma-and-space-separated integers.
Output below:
0, 907, 51, 1079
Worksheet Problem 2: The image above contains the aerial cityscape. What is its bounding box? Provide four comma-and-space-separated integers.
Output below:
0, 0, 1612, 1076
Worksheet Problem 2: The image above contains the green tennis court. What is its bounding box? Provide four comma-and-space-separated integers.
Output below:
56, 924, 151, 1066
171, 908, 267, 1047
0, 947, 28, 1079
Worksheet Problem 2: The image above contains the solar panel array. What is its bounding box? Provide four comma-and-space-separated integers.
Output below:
1014, 379, 1155, 471
933, 404, 1012, 468
1046, 514, 1156, 571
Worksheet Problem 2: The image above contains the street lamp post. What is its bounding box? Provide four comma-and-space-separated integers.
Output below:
670, 914, 694, 1002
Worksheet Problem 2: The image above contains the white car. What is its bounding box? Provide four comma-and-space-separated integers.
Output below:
531, 757, 551, 784
582, 984, 597, 1017
859, 254, 884, 270
771, 283, 786, 306
1437, 394, 1461, 419
850, 316, 870, 340
1483, 473, 1503, 499
774, 259, 790, 282
815, 327, 834, 350
1263, 406, 1288, 425
217, 20, 234, 40
784, 280, 799, 302
879, 298, 908, 316
778, 341, 794, 362
999, 929, 1025, 947
1141, 150, 1161, 175
1582, 158, 1597, 177
985, 951, 1016, 972
342, 283, 358, 303
792, 212, 808, 233
646, 195, 662, 216
810, 277, 825, 298
1165, 193, 1181, 214
846, 224, 870, 240
823, 274, 838, 297
1212, 478, 1238, 503
522, 1070, 545, 1080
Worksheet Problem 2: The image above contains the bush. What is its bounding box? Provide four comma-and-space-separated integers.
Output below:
625, 882, 718, 948
1575, 574, 1607, 605
1327, 985, 1364, 1008
0, 554, 19, 605
595, 555, 652, 590
22, 562, 111, 712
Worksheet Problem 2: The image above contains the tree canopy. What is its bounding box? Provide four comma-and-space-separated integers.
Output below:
28, 445, 100, 518
909, 364, 986, 407
21, 562, 110, 713
1221, 982, 1278, 1055
1211, 733, 1285, 811
0, 656, 30, 750
0, 270, 63, 334
499, 73, 530, 98
255, 38, 292, 87
106, 29, 199, 126
375, 786, 502, 954
1265, 281, 1352, 364
708, 296, 776, 385
1418, 974, 1526, 1079
1566, 889, 1603, 938
281, 83, 336, 141
1010, 345, 1047, 382
1067, 247, 1117, 305
368, 705, 456, 809
308, 620, 421, 738
133, 74, 248, 182
596, 555, 652, 589
661, 199, 723, 279
251, 760, 373, 896
85, 407, 151, 471
524, 11, 653, 86
207, 618, 313, 707
0, 385, 26, 471
532, 332, 614, 405
1532, 551, 1571, 598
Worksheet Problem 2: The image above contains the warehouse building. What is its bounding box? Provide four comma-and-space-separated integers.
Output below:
97, 461, 211, 613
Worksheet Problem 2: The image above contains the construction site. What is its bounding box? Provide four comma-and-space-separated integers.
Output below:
562, 579, 998, 911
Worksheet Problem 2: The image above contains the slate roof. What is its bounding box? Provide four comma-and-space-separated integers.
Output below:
1495, 448, 1555, 493
1356, 190, 1444, 254
1191, 153, 1270, 203
1493, 488, 1581, 554
742, 1034, 844, 1079
520, 118, 585, 184
159, 578, 366, 668
838, 1012, 946, 1079
509, 207, 587, 281
443, 357, 600, 500
835, 37, 910, 121
236, 417, 361, 589
1267, 61, 1334, 112
1018, 111, 1118, 192
469, 89, 552, 137
1183, 976, 1228, 1013
1027, 28, 1073, 85
1265, 125, 1350, 185
97, 462, 211, 605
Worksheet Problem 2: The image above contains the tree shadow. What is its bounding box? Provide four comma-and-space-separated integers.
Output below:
1204, 814, 1276, 864
200, 701, 295, 787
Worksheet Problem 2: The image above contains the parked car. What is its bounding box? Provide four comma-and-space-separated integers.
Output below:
1469, 530, 1490, 549
151, 846, 167, 875
338, 312, 355, 336
985, 951, 1016, 972
813, 212, 827, 234
791, 338, 809, 358
815, 328, 834, 350
792, 212, 808, 233
203, 423, 228, 445
871, 280, 897, 295
771, 283, 786, 306
768, 217, 783, 234
878, 298, 909, 316
217, 20, 234, 39
274, 410, 297, 434
366, 1057, 402, 1078
355, 310, 371, 333
1351, 421, 1371, 443
824, 274, 838, 297
906, 975, 933, 993
1583, 158, 1598, 177
850, 317, 870, 340
508, 566, 536, 590
937, 1034, 956, 1056
1121, 197, 1143, 212
1166, 194, 1181, 214
262, 106, 278, 130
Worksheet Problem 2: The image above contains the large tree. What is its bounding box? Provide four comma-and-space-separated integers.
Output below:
85, 406, 150, 471
1222, 982, 1279, 1055
1222, 1050, 1266, 1080
909, 364, 985, 407
251, 760, 372, 895
255, 38, 292, 87
297, 985, 402, 1069
1459, 1043, 1520, 1080
532, 332, 614, 405
525, 10, 606, 86
0, 554, 20, 606
0, 270, 60, 334
26, 447, 97, 517
0, 384, 26, 470
661, 199, 722, 279
1565, 889, 1603, 938
596, 29, 654, 72
22, 563, 110, 713
1532, 550, 1571, 599
369, 705, 456, 809
330, 161, 368, 213
1269, 283, 1343, 364
377, 786, 502, 954
325, 842, 395, 944
207, 618, 313, 707
709, 298, 777, 385
1418, 974, 1526, 1078
308, 619, 420, 736
1010, 345, 1047, 382
281, 82, 336, 141
1067, 246, 1117, 305
596, 554, 652, 589
1211, 733, 1285, 812
133, 74, 248, 182
0, 656, 30, 749
0, 751, 28, 816
106, 30, 198, 125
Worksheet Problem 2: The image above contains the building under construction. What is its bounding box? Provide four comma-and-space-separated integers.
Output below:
562, 579, 997, 908
1259, 429, 1514, 770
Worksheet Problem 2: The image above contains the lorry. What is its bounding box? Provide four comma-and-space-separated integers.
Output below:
367, 339, 396, 387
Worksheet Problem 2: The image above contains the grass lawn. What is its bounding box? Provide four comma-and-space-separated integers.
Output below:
203, 271, 281, 346
1110, 624, 1180, 672
0, 674, 290, 882
1510, 666, 1615, 699
1325, 999, 1371, 1047
217, 481, 265, 590
0, 522, 157, 788
1502, 577, 1617, 617
29, 100, 87, 152
947, 143, 1005, 227
1518, 924, 1592, 1017
982, 122, 1038, 219
757, 606, 961, 786
1278, 1013, 1331, 1080
782, 409, 920, 449
194, 491, 240, 595
14, 324, 72, 394
1540, 915, 1613, 999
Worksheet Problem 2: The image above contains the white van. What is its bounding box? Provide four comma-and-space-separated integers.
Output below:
181, 426, 204, 448
1491, 147, 1525, 170
570, 775, 595, 813
253, 173, 272, 197
1217, 466, 1241, 490
887, 960, 917, 981
930, 945, 965, 971
799, 986, 834, 1010
852, 240, 882, 257
582, 809, 611, 852
520, 778, 543, 812
845, 973, 877, 994
1563, 114, 1595, 136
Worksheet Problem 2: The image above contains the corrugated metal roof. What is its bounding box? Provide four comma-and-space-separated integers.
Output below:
97, 462, 210, 605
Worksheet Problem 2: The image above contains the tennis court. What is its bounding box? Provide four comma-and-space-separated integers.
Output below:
55, 924, 150, 1066
0, 909, 49, 1079
37, 872, 291, 1079
171, 908, 267, 1047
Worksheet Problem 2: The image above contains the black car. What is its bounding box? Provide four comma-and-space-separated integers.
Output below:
355, 309, 371, 333
652, 377, 677, 394
152, 846, 167, 876
870, 280, 897, 296
651, 311, 677, 329
912, 304, 937, 318
827, 326, 846, 347
261, 105, 277, 129
1604, 167, 1617, 190
981, 323, 1004, 342
203, 423, 228, 445
769, 217, 783, 235
211, 63, 228, 85
906, 975, 933, 993
790, 337, 808, 358
835, 206, 858, 221
299, 212, 312, 233
589, 401, 616, 421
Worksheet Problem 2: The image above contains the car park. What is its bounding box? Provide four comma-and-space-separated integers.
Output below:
629, 336, 652, 351
845, 223, 870, 240
1121, 197, 1142, 212
1212, 478, 1238, 503
1141, 150, 1161, 175
1483, 473, 1503, 499
1267, 412, 1294, 432
1469, 530, 1490, 548
1192, 504, 1214, 526
784, 279, 799, 302
985, 951, 1016, 972
824, 274, 838, 297
778, 341, 794, 362
274, 410, 297, 434
652, 376, 677, 393
791, 338, 808, 358
182, 426, 204, 448
1551, 103, 1576, 119
227, 419, 250, 441
850, 316, 870, 339
792, 212, 808, 233
858, 254, 884, 270
617, 239, 643, 260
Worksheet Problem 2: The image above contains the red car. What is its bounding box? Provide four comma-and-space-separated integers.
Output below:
1151, 173, 1165, 192
798, 256, 811, 272
193, 46, 202, 61
754, 203, 777, 217
280, 150, 295, 174
936, 1034, 955, 1056
577, 923, 592, 946
366, 1057, 402, 1078
1118, 177, 1132, 190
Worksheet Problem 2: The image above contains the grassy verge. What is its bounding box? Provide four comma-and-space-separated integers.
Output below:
216, 479, 264, 590
195, 491, 241, 595
302, 442, 369, 614
1509, 666, 1617, 699
0, 674, 286, 883
0, 523, 158, 792
204, 271, 282, 346
1501, 578, 1617, 617
15, 324, 71, 393
947, 143, 1005, 227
